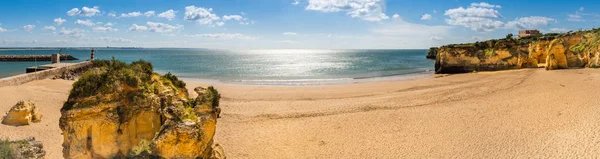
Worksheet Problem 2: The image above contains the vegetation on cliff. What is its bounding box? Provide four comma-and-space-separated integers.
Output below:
60, 59, 223, 159
0, 137, 46, 159
435, 28, 600, 73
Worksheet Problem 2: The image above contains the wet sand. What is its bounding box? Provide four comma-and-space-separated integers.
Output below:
2, 68, 600, 158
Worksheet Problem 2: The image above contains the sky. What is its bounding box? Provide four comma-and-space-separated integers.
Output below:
0, 0, 599, 49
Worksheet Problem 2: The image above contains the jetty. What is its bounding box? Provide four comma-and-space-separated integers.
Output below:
26, 63, 84, 73
0, 54, 78, 61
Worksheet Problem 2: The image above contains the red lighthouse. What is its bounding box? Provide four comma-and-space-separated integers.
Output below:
90, 49, 95, 61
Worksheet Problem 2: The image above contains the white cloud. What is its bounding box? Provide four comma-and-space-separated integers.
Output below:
67, 6, 101, 17
549, 28, 569, 33
75, 19, 95, 27
148, 22, 182, 32
430, 36, 443, 41
306, 0, 389, 22
223, 15, 243, 21
292, 0, 300, 5
54, 18, 67, 26
55, 28, 85, 38
185, 6, 221, 26
67, 8, 79, 16
43, 26, 56, 31
568, 7, 586, 22
239, 21, 255, 25
23, 25, 35, 32
186, 33, 257, 40
470, 2, 501, 8
392, 14, 400, 19
104, 22, 114, 27
99, 37, 134, 43
130, 22, 183, 33
505, 16, 556, 30
445, 3, 555, 32
157, 10, 177, 20
0, 27, 6, 32
421, 14, 432, 20
120, 12, 142, 18
108, 12, 117, 17
129, 24, 148, 32
145, 11, 156, 17
92, 26, 118, 32
283, 32, 297, 36
444, 3, 504, 32
372, 17, 451, 37
568, 14, 583, 22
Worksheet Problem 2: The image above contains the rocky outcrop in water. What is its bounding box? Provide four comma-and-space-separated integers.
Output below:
435, 29, 600, 73
59, 59, 223, 159
426, 47, 438, 59
2, 101, 42, 126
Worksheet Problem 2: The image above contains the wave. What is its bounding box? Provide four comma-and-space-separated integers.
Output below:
180, 70, 433, 86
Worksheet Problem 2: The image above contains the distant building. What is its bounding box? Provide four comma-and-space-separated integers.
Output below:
518, 30, 541, 38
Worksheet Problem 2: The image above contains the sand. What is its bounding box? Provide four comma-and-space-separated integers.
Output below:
2, 68, 600, 158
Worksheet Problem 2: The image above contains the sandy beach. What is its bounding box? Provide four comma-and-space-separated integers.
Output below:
2, 68, 600, 158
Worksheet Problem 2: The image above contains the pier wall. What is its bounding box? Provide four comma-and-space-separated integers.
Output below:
0, 61, 92, 87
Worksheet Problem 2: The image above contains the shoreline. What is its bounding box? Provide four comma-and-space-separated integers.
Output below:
180, 70, 435, 86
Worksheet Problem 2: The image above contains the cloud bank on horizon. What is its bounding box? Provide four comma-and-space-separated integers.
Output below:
0, 0, 595, 49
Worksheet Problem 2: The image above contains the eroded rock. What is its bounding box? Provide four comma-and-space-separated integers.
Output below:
59, 59, 224, 159
2, 101, 42, 126
0, 137, 46, 159
426, 47, 438, 59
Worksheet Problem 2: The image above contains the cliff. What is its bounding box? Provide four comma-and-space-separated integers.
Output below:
426, 47, 438, 59
435, 29, 600, 73
59, 59, 223, 159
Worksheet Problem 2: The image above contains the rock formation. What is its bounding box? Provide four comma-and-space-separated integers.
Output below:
0, 137, 46, 159
2, 101, 42, 126
435, 29, 600, 73
426, 47, 438, 59
59, 59, 224, 159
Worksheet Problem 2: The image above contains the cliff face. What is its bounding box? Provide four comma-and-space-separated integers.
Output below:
435, 29, 600, 73
435, 38, 533, 73
426, 47, 438, 59
59, 59, 222, 159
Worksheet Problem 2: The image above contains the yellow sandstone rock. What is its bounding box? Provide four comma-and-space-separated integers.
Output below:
435, 29, 600, 73
546, 39, 569, 69
2, 100, 42, 126
59, 60, 224, 159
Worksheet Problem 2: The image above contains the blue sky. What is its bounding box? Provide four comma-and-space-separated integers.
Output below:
0, 0, 598, 49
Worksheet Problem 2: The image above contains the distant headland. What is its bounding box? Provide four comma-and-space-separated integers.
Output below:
432, 29, 600, 73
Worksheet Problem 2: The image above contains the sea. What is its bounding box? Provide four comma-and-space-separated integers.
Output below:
0, 48, 435, 85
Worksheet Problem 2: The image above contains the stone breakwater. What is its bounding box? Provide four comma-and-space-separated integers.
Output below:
0, 54, 78, 61
0, 61, 92, 87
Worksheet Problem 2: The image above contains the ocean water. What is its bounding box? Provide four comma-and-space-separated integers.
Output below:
0, 49, 435, 85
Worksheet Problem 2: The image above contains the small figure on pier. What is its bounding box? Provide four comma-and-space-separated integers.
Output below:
90, 48, 95, 61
